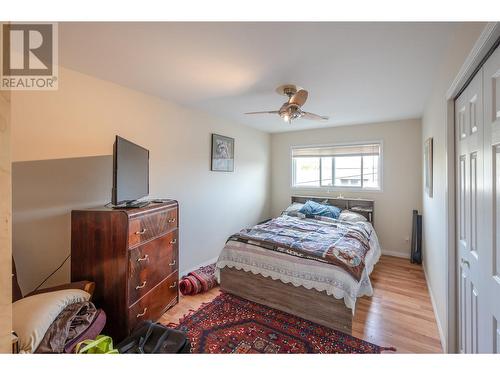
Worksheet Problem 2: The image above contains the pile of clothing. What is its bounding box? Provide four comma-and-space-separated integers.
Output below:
36, 301, 106, 353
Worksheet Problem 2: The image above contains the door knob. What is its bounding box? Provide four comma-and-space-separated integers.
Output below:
462, 259, 470, 268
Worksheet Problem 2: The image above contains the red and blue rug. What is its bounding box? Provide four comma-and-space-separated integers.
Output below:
175, 293, 395, 354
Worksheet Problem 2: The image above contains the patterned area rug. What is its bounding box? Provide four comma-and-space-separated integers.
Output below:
175, 293, 395, 354
179, 263, 218, 296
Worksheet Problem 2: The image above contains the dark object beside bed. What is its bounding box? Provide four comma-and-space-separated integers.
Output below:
411, 209, 422, 264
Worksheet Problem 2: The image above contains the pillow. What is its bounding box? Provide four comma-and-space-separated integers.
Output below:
339, 210, 368, 222
281, 203, 304, 216
298, 200, 341, 219
13, 289, 90, 353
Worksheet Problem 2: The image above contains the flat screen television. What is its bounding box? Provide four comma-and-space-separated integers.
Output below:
112, 136, 149, 206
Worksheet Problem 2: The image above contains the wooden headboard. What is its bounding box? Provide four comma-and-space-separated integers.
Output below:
291, 195, 375, 225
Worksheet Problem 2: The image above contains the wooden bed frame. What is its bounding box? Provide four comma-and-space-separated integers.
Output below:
220, 195, 375, 334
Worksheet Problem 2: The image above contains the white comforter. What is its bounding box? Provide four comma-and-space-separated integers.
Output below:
216, 220, 381, 313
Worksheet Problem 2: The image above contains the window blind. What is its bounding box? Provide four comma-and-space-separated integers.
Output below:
292, 143, 380, 158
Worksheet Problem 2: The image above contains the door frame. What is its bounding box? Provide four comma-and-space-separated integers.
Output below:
0, 90, 12, 353
445, 22, 500, 353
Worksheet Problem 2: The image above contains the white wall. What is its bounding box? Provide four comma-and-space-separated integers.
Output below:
11, 66, 271, 294
271, 118, 422, 258
421, 22, 485, 351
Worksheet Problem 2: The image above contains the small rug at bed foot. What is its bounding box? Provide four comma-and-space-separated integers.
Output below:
174, 293, 395, 354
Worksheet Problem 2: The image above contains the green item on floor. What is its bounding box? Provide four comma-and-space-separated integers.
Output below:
75, 335, 119, 354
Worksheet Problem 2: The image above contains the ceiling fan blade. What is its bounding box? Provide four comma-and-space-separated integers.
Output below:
244, 110, 280, 115
302, 112, 329, 121
289, 89, 308, 106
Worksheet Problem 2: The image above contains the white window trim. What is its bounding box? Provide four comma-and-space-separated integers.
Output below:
289, 140, 384, 193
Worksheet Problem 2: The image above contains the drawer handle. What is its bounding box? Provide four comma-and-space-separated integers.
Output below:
137, 254, 149, 262
169, 260, 176, 266
168, 218, 176, 223
135, 228, 147, 235
170, 238, 177, 245
136, 307, 147, 318
135, 281, 147, 290
169, 281, 177, 289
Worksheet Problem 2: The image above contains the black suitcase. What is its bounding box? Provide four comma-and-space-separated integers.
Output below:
117, 321, 190, 354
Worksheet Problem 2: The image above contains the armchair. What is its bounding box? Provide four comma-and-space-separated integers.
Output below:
12, 258, 106, 353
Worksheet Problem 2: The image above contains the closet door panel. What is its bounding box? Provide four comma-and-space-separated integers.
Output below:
456, 89, 471, 353
483, 44, 500, 353
456, 69, 484, 353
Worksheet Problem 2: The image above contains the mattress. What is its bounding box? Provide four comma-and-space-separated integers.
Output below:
216, 218, 381, 312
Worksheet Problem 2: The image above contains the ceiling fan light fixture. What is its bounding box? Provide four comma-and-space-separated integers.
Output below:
282, 113, 290, 123
245, 84, 328, 126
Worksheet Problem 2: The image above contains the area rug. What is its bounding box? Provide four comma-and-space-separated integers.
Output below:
179, 263, 217, 296
175, 293, 395, 354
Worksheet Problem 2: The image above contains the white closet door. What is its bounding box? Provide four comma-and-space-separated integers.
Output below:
456, 70, 484, 354
482, 45, 500, 353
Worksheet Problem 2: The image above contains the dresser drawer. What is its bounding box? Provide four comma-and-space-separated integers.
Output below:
128, 272, 178, 330
128, 231, 178, 306
128, 207, 177, 248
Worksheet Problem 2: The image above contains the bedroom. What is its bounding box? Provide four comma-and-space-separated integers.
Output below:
1, 1, 500, 372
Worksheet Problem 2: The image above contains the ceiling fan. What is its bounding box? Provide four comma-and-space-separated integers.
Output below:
245, 84, 329, 124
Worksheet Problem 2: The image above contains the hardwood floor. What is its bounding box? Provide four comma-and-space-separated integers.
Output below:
159, 255, 442, 353
353, 256, 442, 353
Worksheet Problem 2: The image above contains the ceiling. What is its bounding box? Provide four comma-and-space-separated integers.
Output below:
59, 22, 461, 133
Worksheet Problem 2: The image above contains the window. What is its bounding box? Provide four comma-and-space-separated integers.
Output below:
292, 143, 382, 190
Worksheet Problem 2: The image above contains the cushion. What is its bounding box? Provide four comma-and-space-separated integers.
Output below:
13, 289, 90, 353
299, 200, 341, 219
339, 210, 368, 222
281, 203, 304, 216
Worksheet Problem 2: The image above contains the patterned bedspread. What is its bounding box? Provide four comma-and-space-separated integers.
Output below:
229, 215, 372, 281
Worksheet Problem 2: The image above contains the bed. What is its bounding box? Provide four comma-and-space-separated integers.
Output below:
216, 196, 381, 334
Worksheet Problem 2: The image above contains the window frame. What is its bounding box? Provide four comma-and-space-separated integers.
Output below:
290, 141, 384, 192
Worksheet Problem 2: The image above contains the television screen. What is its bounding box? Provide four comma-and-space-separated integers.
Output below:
112, 136, 149, 205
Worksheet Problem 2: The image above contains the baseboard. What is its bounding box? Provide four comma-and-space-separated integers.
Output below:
381, 249, 409, 259
422, 262, 446, 353
180, 256, 219, 277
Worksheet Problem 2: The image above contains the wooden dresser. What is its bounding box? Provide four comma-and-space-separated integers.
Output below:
71, 200, 179, 341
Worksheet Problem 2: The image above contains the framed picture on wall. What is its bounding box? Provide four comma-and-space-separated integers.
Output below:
211, 134, 234, 172
424, 137, 433, 197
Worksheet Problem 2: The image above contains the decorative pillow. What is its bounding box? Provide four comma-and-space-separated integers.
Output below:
13, 289, 90, 353
281, 203, 304, 216
339, 210, 368, 222
298, 200, 341, 219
